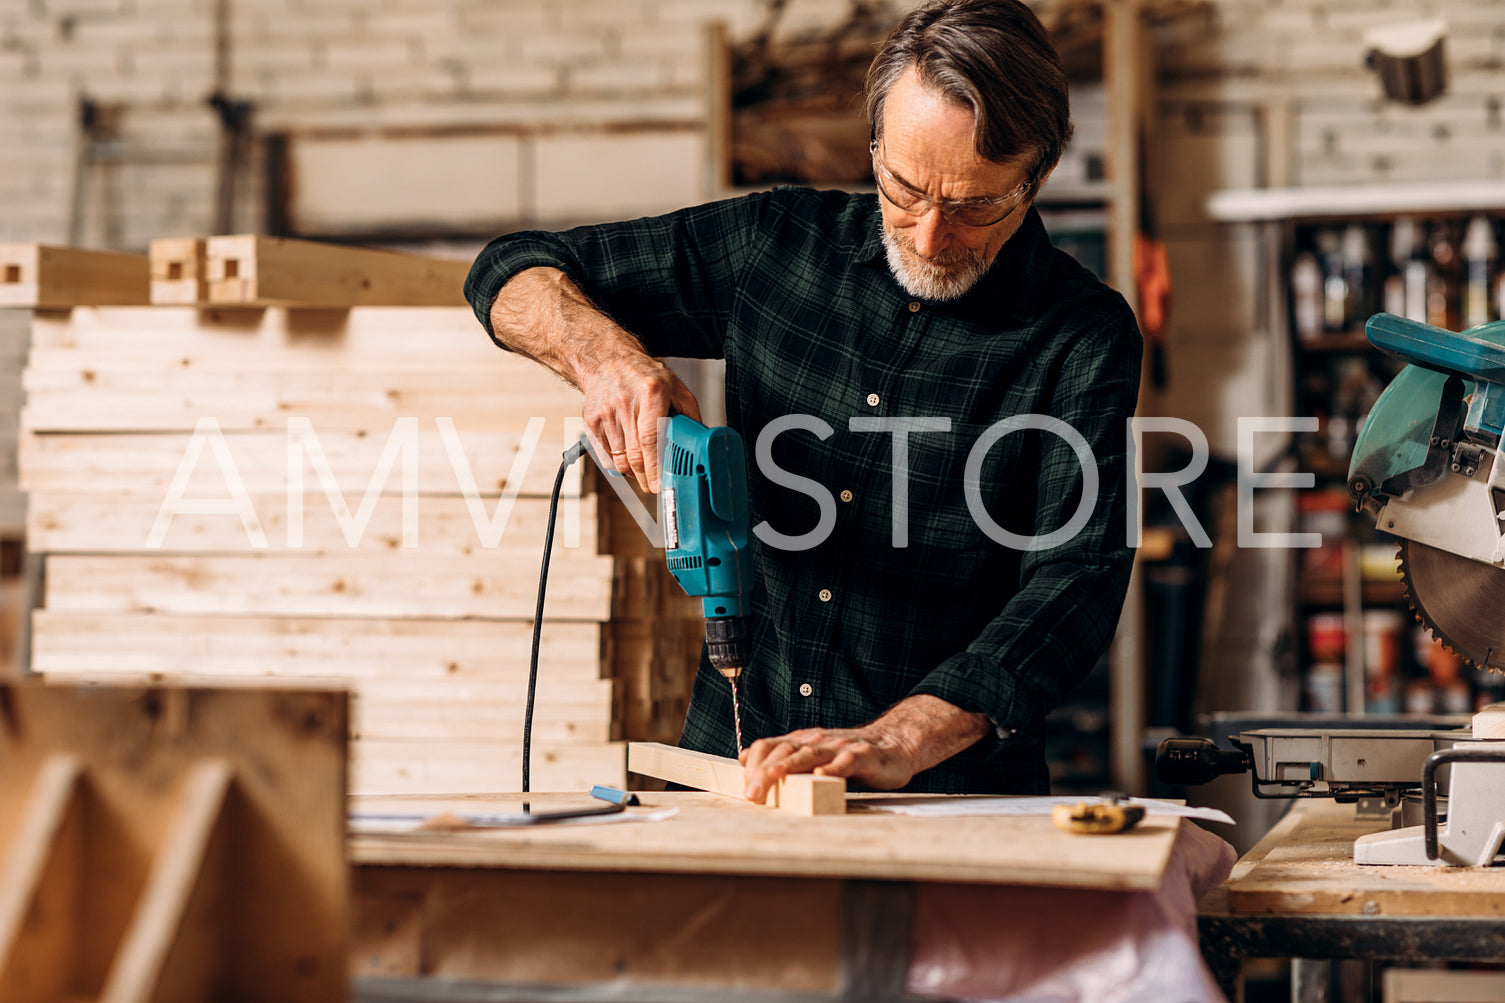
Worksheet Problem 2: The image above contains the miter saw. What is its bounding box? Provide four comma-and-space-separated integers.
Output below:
1158, 312, 1505, 867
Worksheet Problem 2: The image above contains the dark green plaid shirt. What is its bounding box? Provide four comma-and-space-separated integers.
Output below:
466, 187, 1141, 794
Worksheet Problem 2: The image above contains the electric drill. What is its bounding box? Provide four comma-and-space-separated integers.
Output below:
660, 415, 753, 749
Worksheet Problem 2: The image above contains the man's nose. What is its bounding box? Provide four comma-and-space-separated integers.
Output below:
909, 206, 955, 258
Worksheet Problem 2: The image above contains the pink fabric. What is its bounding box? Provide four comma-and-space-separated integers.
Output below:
907, 822, 1237, 1003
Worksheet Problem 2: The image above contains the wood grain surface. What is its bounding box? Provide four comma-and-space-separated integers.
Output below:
350, 791, 1183, 890
1224, 799, 1505, 917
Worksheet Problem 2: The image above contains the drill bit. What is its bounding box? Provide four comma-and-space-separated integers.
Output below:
728, 676, 744, 753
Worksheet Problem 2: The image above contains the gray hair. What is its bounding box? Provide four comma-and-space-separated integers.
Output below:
865, 0, 1073, 189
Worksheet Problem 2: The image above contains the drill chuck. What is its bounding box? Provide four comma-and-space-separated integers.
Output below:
705, 615, 749, 681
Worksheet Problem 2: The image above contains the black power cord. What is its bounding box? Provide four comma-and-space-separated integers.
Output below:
523, 437, 590, 801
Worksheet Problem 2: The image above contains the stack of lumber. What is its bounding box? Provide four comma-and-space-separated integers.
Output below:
8, 237, 705, 794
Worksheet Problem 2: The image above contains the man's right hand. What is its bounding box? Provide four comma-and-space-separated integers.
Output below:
490, 266, 702, 493
581, 353, 701, 494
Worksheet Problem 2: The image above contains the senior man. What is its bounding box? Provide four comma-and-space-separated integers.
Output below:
465, 0, 1142, 800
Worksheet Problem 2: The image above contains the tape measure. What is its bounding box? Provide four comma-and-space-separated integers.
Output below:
1051, 796, 1146, 835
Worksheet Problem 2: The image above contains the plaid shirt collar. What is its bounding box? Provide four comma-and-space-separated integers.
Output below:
852, 204, 1054, 324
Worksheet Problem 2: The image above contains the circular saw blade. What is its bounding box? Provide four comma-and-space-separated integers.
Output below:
1399, 540, 1505, 673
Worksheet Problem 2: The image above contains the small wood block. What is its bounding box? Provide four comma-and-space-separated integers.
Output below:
149, 237, 209, 305
626, 742, 846, 814
1471, 702, 1505, 739
0, 244, 150, 307
776, 774, 847, 816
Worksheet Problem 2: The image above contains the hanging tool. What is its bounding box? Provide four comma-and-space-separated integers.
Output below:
660, 415, 754, 753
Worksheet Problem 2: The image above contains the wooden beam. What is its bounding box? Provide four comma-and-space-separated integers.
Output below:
0, 244, 150, 307
206, 235, 472, 307
0, 755, 82, 1000
627, 742, 846, 815
148, 237, 209, 305
99, 759, 232, 1003
0, 683, 347, 999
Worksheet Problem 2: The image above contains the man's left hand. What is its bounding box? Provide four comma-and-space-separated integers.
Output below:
738, 694, 989, 803
739, 725, 918, 802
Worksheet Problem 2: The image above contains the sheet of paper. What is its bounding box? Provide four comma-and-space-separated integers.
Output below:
855, 796, 1235, 826
349, 807, 680, 834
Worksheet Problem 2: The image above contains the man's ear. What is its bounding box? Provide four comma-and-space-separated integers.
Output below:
1031, 157, 1059, 195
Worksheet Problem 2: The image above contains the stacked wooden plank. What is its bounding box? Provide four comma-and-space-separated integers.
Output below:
12, 237, 705, 794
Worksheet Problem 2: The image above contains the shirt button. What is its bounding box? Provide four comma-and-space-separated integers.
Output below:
866, 392, 880, 407
799, 683, 813, 697
908, 301, 921, 313
839, 489, 854, 503
818, 588, 833, 602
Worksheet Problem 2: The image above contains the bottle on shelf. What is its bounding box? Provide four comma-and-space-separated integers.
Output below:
1463, 215, 1499, 329
1496, 219, 1505, 324
1342, 223, 1376, 326
1318, 228, 1349, 333
1291, 235, 1324, 342
1329, 356, 1383, 462
1426, 219, 1460, 331
1385, 216, 1429, 323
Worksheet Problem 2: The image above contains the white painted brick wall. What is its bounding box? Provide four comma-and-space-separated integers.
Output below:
3, 0, 912, 245
3, 0, 1501, 241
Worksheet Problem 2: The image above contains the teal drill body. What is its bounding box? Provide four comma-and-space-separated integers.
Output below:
661, 415, 753, 683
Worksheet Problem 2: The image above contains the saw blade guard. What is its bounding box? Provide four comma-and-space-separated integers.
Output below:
1347, 363, 1459, 502
1350, 313, 1505, 503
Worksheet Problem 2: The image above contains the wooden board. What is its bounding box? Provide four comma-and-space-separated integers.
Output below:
350, 791, 1184, 891
28, 306, 504, 366
1384, 968, 1505, 1003
0, 682, 346, 1000
353, 864, 844, 992
35, 669, 617, 713
20, 394, 582, 433
1471, 702, 1505, 739
0, 244, 149, 307
351, 700, 614, 744
22, 363, 579, 398
41, 554, 616, 620
20, 427, 582, 498
1224, 800, 1505, 917
27, 612, 606, 680
205, 235, 471, 307
353, 741, 627, 795
27, 492, 604, 556
628, 741, 846, 815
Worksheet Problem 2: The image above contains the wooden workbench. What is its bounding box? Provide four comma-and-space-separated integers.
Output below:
1200, 800, 1505, 1003
349, 791, 1191, 1002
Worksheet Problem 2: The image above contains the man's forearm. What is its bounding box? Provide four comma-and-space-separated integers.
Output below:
487, 265, 701, 493
868, 694, 990, 775
488, 265, 649, 389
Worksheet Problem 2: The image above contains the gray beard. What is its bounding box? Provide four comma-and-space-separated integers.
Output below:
881, 226, 991, 302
